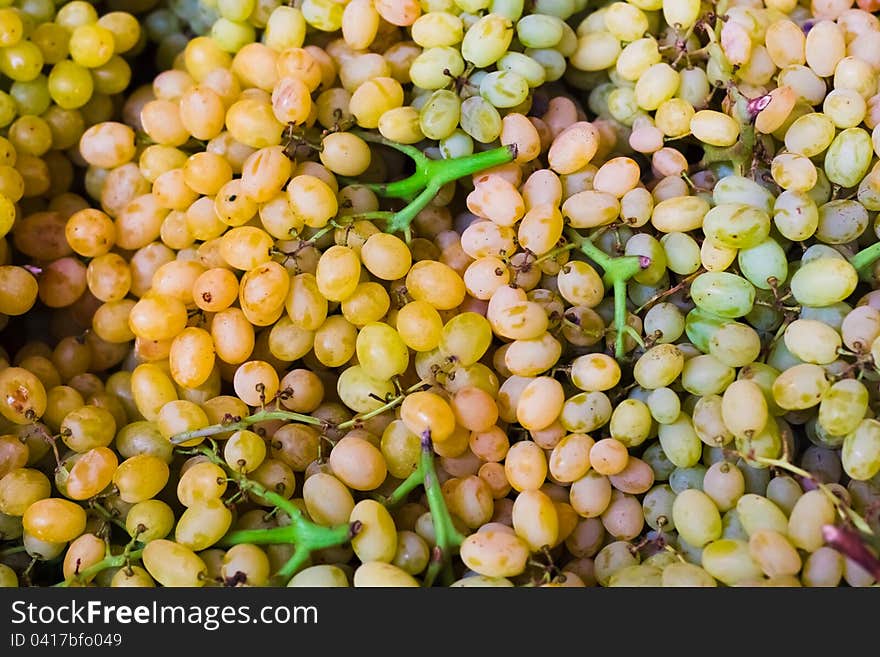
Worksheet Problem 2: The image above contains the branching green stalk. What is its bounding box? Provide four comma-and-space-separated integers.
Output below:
90, 501, 129, 532
188, 445, 360, 584
343, 131, 516, 233
55, 546, 145, 587
170, 381, 428, 446
565, 227, 649, 358
378, 430, 465, 587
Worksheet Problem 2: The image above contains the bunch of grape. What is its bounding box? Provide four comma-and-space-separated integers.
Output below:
1, 0, 880, 589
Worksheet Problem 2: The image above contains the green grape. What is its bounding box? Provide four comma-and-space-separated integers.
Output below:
411, 12, 464, 48
419, 89, 461, 140
661, 232, 701, 275
689, 272, 756, 319
825, 128, 872, 188
532, 0, 575, 17
842, 419, 880, 481
142, 539, 207, 587
496, 52, 546, 88
10, 75, 51, 116
18, 0, 54, 24
815, 200, 869, 245
337, 365, 396, 414
459, 97, 502, 143
593, 541, 640, 587
680, 354, 735, 397
658, 414, 702, 468
48, 60, 94, 109
702, 204, 771, 249
790, 258, 858, 307
708, 322, 761, 369
645, 387, 680, 425
90, 56, 132, 96
409, 47, 465, 90
56, 1, 99, 30
525, 47, 566, 82
0, 91, 15, 127
480, 70, 529, 108
210, 17, 256, 52
642, 303, 684, 344
218, 0, 256, 21
461, 13, 514, 67
609, 398, 652, 447
773, 190, 818, 242
439, 312, 492, 366
355, 322, 410, 381
490, 0, 524, 19
737, 238, 788, 290
606, 87, 639, 125
783, 319, 841, 364
787, 490, 835, 552
736, 417, 783, 468
701, 539, 762, 585
712, 175, 775, 214
439, 129, 474, 159
736, 493, 788, 537
819, 378, 869, 438
662, 562, 716, 587
642, 483, 676, 531
642, 442, 676, 481
516, 14, 563, 48
69, 24, 116, 68
145, 9, 183, 42
672, 489, 722, 548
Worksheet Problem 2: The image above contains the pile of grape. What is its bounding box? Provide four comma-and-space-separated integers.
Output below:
1, 0, 880, 588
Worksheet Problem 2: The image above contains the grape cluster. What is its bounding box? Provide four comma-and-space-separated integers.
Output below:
1, 0, 880, 589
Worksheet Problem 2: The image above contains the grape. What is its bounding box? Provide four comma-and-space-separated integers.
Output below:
4, 0, 880, 591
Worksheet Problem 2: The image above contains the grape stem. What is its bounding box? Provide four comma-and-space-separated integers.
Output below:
378, 429, 465, 587
55, 545, 145, 587
698, 86, 758, 176
850, 240, 880, 273
342, 131, 517, 234
169, 381, 429, 446
564, 227, 650, 358
752, 455, 874, 536
821, 524, 880, 580
186, 444, 361, 585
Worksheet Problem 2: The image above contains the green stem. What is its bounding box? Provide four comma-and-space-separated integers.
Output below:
55, 548, 145, 587
420, 430, 465, 588
531, 242, 577, 267
0, 545, 26, 557
346, 131, 516, 234
90, 501, 129, 532
171, 382, 429, 446
565, 227, 648, 359
697, 77, 757, 176
753, 456, 874, 535
171, 410, 324, 445
850, 240, 880, 273
276, 547, 312, 581
379, 467, 425, 508
189, 445, 360, 583
219, 521, 353, 549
